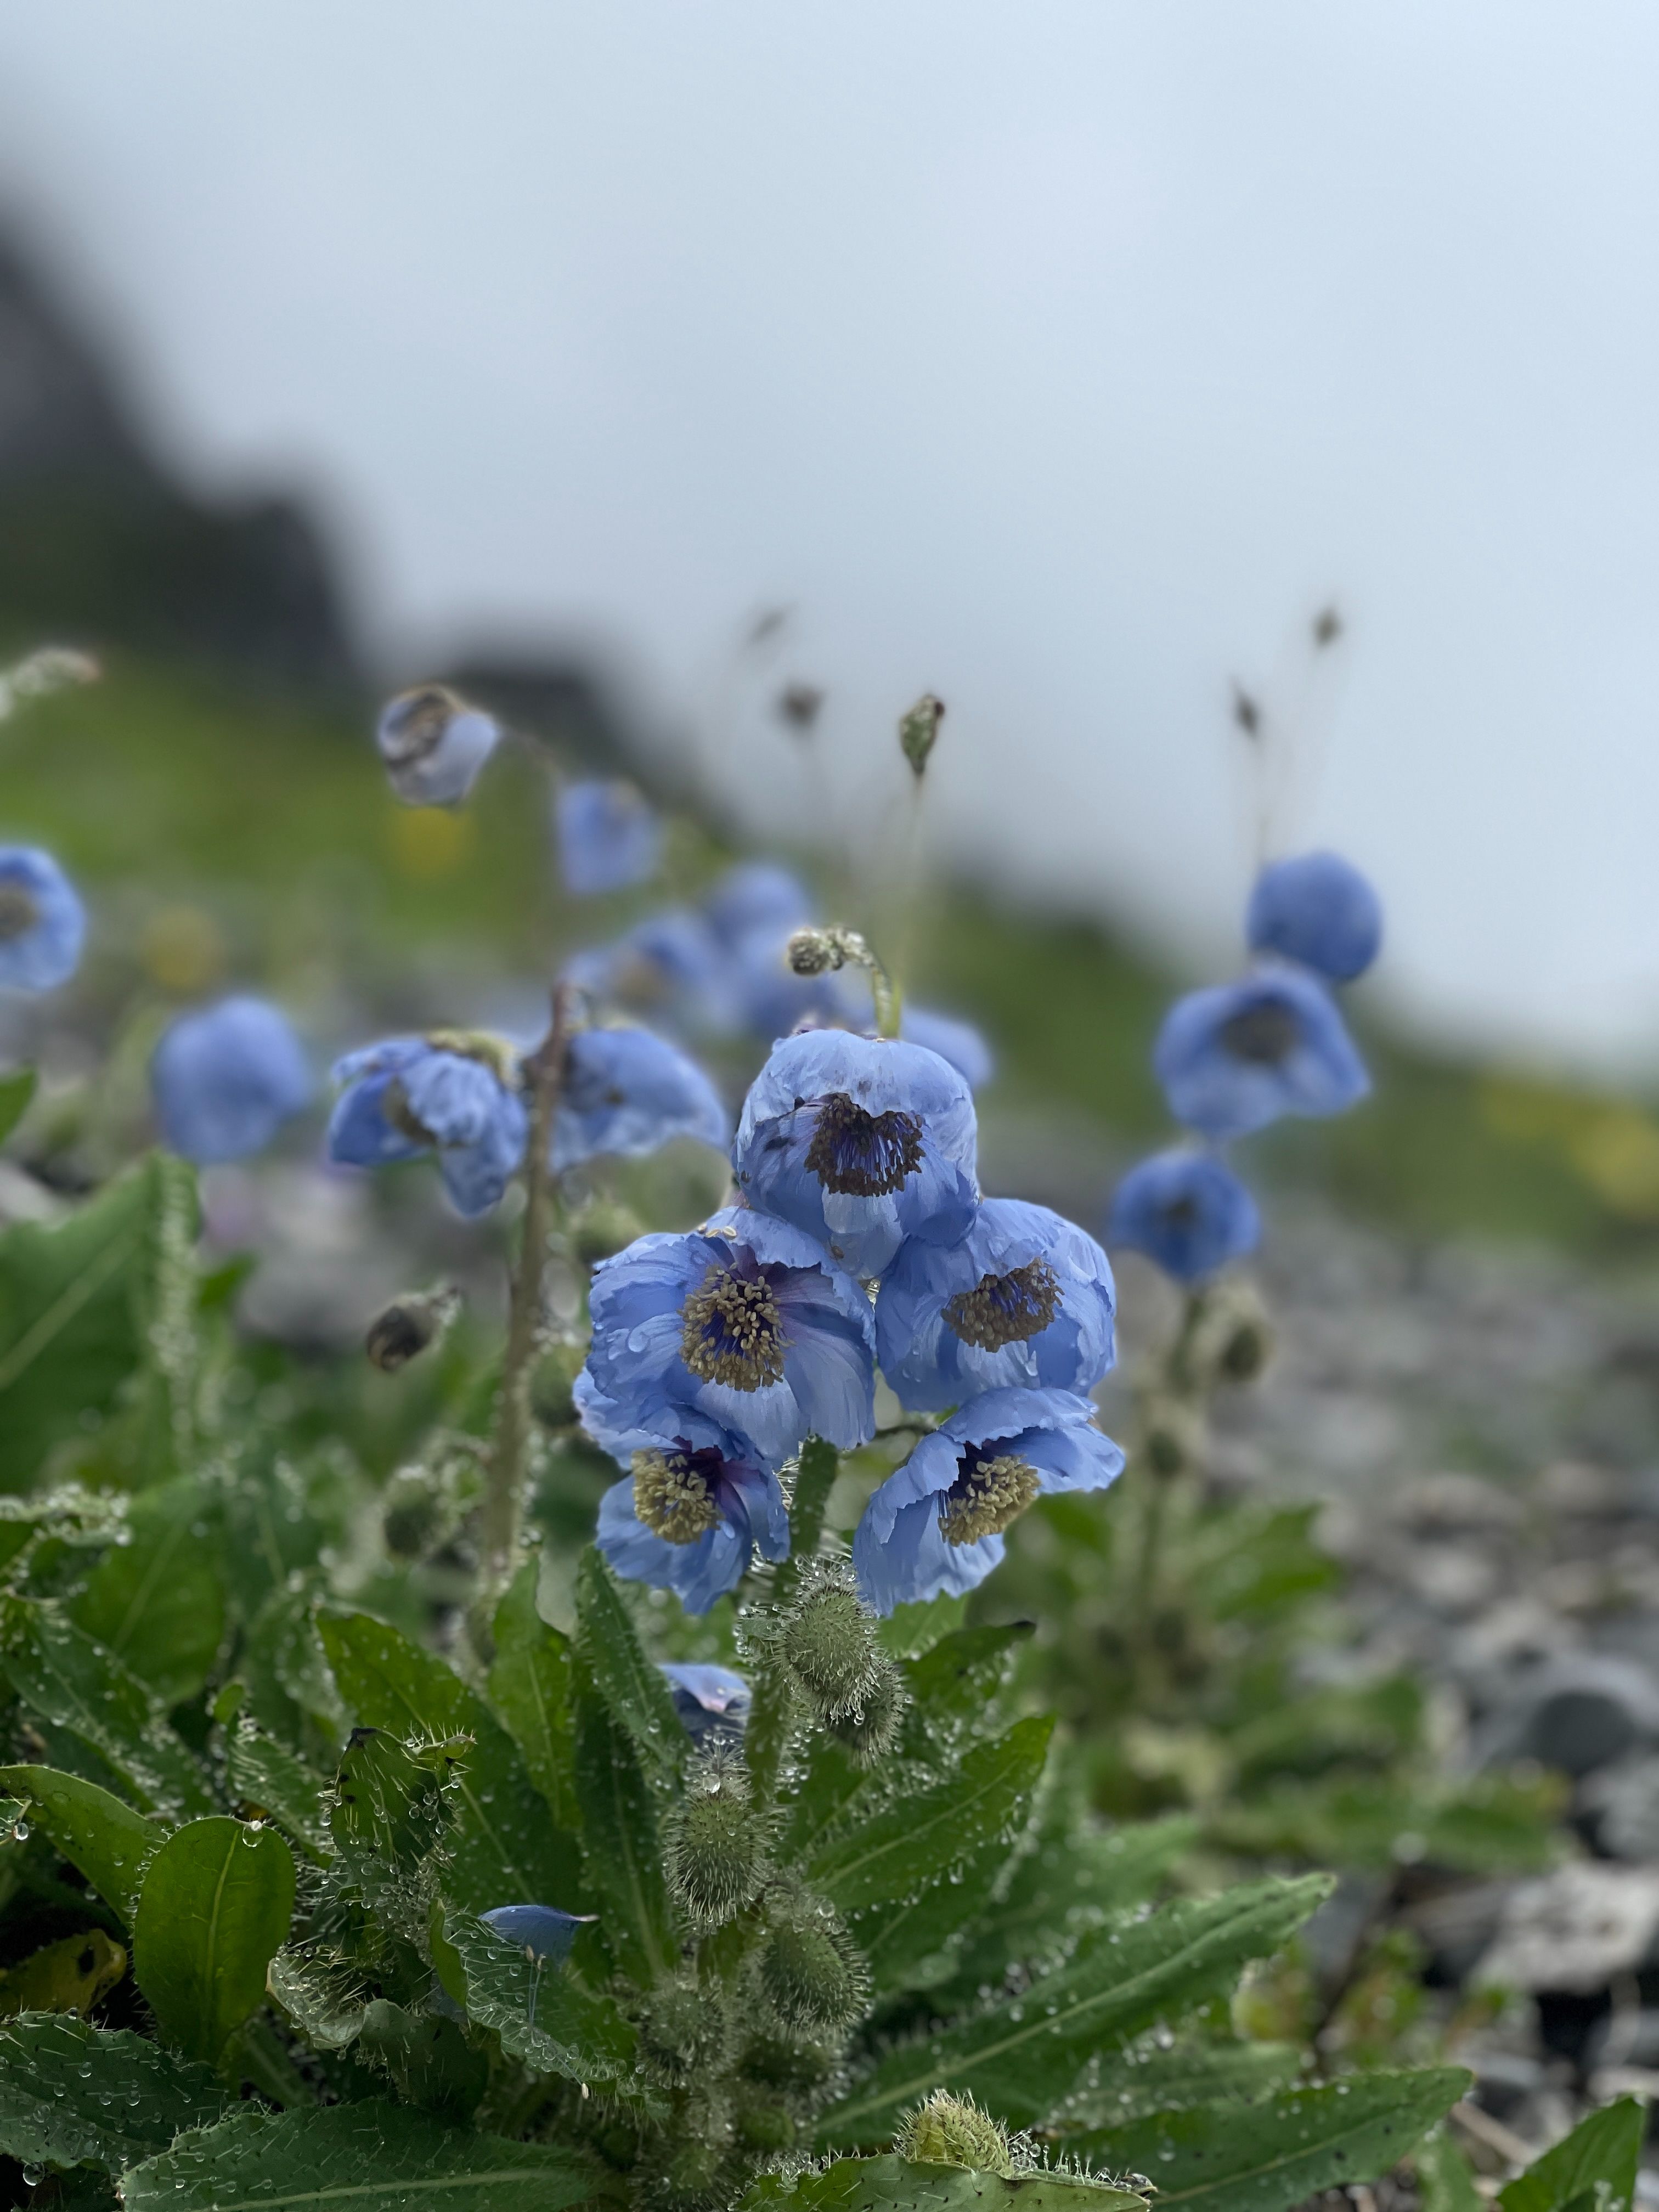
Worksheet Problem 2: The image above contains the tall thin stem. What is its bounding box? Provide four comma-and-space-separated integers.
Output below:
479, 986, 574, 1617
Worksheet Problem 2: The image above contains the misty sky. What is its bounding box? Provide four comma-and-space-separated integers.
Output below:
1, 4, 1657, 1071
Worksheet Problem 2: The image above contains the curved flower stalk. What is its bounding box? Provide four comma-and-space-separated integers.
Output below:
151, 995, 312, 1164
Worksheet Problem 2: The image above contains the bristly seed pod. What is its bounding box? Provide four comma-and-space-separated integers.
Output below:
778, 1564, 885, 1724
365, 1285, 462, 1374
898, 692, 945, 780
758, 1889, 867, 2035
636, 1975, 730, 2079
823, 1652, 906, 1767
1139, 1393, 1206, 1481
896, 2089, 1015, 2176
663, 1747, 766, 1925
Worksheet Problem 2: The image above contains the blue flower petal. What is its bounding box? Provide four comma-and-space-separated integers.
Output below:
1247, 851, 1382, 983
477, 1905, 589, 1962
1107, 1148, 1261, 1282
0, 847, 85, 994
556, 780, 663, 897
1153, 966, 1369, 1141
152, 995, 313, 1164
552, 1025, 729, 1170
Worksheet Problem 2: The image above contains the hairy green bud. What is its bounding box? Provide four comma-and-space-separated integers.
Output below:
664, 1748, 766, 1924
1188, 1277, 1274, 1386
569, 1196, 646, 1270
758, 1892, 867, 2035
1139, 1394, 1206, 1480
779, 1566, 884, 1722
637, 1976, 730, 2079
824, 1653, 906, 1766
365, 1284, 461, 1374
896, 2089, 1015, 2175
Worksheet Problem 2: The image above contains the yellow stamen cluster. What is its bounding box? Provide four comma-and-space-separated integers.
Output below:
631, 1449, 723, 1544
937, 1453, 1040, 1546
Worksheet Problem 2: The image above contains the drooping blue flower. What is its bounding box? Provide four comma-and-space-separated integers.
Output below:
477, 1905, 590, 1964
551, 1026, 730, 1171
900, 1007, 995, 1093
578, 1207, 876, 1469
375, 686, 500, 808
0, 847, 85, 992
703, 861, 814, 951
1153, 966, 1369, 1141
853, 1387, 1123, 1615
563, 908, 740, 1037
556, 778, 663, 897
151, 995, 313, 1164
732, 1030, 978, 1279
1247, 851, 1383, 983
1107, 1148, 1261, 1282
876, 1199, 1116, 1413
661, 1661, 751, 1742
327, 1035, 527, 1216
588, 1401, 789, 1613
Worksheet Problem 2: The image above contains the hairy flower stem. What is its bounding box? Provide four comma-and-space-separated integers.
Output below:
477, 989, 574, 1648
1129, 1290, 1206, 1662
748, 1436, 840, 1804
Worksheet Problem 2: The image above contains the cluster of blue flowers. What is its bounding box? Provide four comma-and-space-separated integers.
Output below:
1107, 849, 1381, 1285
575, 1025, 1124, 1617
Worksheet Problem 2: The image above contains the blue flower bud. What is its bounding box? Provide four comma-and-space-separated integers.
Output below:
1247, 850, 1382, 983
555, 778, 662, 896
1153, 966, 1369, 1141
151, 994, 312, 1164
0, 847, 84, 992
376, 686, 500, 808
477, 1904, 591, 1963
1107, 1148, 1260, 1283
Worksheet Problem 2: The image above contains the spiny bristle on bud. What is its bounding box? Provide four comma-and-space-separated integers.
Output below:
823, 1653, 906, 1767
365, 1285, 462, 1374
896, 2089, 1015, 2176
663, 1748, 767, 1924
779, 1566, 884, 1722
757, 1892, 867, 2035
1187, 1277, 1274, 1387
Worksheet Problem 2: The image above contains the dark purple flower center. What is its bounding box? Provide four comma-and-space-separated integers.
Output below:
1218, 1000, 1300, 1065
631, 1443, 729, 1544
805, 1092, 923, 1197
0, 883, 40, 943
944, 1259, 1060, 1351
681, 1265, 788, 1391
938, 1440, 1041, 1545
1160, 1195, 1198, 1229
381, 1077, 436, 1147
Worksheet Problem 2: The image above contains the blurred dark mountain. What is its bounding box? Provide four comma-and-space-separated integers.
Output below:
0, 228, 357, 689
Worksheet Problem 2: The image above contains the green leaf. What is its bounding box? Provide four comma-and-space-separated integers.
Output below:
317, 1610, 578, 1915
812, 1718, 1053, 1916
328, 1725, 462, 1944
224, 1725, 330, 1862
1062, 2037, 1303, 2130
488, 1561, 577, 1829
70, 1476, 225, 1705
818, 1874, 1330, 2146
0, 1158, 170, 1491
0, 1068, 37, 1148
901, 1624, 1032, 1741
572, 1682, 676, 1983
1072, 2068, 1471, 2212
1502, 2098, 1647, 2212
119, 2101, 602, 2211
741, 2154, 1147, 2210
443, 1904, 646, 2103
1415, 2128, 1487, 2212
0, 2013, 229, 2172
0, 1762, 161, 1921
574, 1549, 685, 1789
0, 1928, 128, 2017
358, 1998, 488, 2121
877, 1592, 968, 1658
133, 1817, 296, 2066
267, 1948, 369, 2052
788, 1434, 840, 1570
0, 1596, 213, 1816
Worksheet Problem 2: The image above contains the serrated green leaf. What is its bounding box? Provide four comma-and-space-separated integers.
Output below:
0, 1068, 36, 1148
0, 1762, 161, 1920
70, 1475, 224, 1705
862, 1818, 1029, 1999
133, 1817, 296, 2065
317, 1610, 578, 1915
1062, 2037, 1302, 2130
741, 2154, 1147, 2210
819, 1874, 1330, 2146
0, 2013, 229, 2171
443, 1904, 647, 2104
0, 1159, 151, 1491
812, 1717, 1053, 1917
572, 1684, 675, 1983
224, 1725, 330, 1862
0, 1596, 212, 1816
358, 1997, 488, 2120
489, 1561, 577, 1828
119, 2100, 601, 2211
1071, 2067, 1470, 2212
574, 1549, 685, 1788
1502, 2098, 1646, 2212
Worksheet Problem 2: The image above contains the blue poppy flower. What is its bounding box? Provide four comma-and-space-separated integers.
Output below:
1107, 1148, 1261, 1282
327, 1035, 527, 1216
0, 847, 85, 992
660, 1662, 751, 1742
375, 686, 500, 808
551, 1026, 730, 1171
852, 1387, 1123, 1615
1247, 851, 1383, 983
900, 1008, 995, 1093
563, 908, 740, 1037
586, 1402, 789, 1613
876, 1199, 1116, 1412
703, 861, 814, 951
1153, 966, 1369, 1140
556, 779, 663, 896
732, 1030, 978, 1279
578, 1207, 876, 1469
151, 995, 313, 1164
477, 1905, 591, 1964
